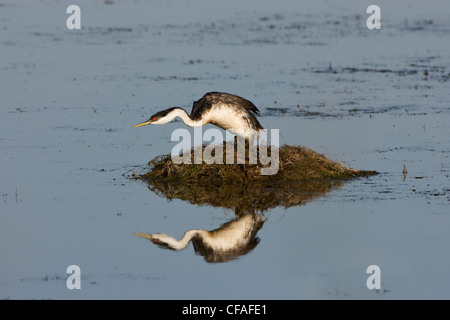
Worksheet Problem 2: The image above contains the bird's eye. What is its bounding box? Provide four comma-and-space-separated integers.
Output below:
152, 117, 156, 121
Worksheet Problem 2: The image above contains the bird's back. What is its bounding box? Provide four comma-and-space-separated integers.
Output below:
191, 213, 263, 262
190, 92, 261, 120
190, 92, 263, 139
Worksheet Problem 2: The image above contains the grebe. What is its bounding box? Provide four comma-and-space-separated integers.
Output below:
133, 92, 263, 140
135, 213, 264, 263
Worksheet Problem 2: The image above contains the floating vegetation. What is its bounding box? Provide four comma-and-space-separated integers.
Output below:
129, 143, 377, 215
132, 142, 377, 183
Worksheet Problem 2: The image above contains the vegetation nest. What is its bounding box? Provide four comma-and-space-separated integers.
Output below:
132, 142, 377, 183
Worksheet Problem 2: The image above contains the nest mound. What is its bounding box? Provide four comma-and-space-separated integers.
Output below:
132, 142, 377, 183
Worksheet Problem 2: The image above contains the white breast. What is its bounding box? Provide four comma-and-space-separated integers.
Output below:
202, 104, 258, 139
205, 214, 257, 251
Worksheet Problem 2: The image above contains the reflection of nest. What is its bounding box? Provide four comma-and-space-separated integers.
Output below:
144, 179, 346, 215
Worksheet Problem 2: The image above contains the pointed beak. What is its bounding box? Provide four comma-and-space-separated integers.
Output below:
134, 232, 153, 240
133, 120, 153, 128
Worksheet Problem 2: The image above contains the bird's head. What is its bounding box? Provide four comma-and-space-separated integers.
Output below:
133, 107, 180, 127
134, 232, 177, 250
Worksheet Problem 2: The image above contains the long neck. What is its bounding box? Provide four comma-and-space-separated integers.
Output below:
164, 108, 203, 127
166, 230, 206, 250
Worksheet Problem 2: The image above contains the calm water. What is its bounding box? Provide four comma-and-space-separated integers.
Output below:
1, 0, 449, 299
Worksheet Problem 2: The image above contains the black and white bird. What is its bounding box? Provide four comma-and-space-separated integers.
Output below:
135, 213, 264, 263
133, 92, 263, 140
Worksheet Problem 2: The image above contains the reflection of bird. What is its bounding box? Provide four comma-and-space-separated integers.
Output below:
133, 92, 263, 140
135, 213, 264, 263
